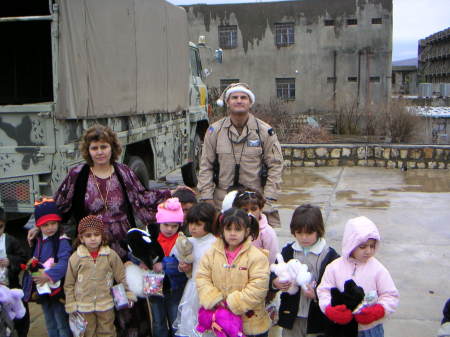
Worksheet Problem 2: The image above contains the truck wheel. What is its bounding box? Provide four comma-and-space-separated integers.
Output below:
182, 133, 202, 188
128, 156, 150, 189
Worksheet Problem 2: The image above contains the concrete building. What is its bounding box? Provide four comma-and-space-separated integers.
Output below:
418, 27, 450, 83
392, 58, 418, 96
183, 0, 393, 114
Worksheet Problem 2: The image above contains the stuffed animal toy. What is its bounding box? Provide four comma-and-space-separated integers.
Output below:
125, 263, 146, 298
197, 306, 245, 337
221, 190, 238, 213
286, 259, 312, 291
175, 232, 194, 278
126, 228, 164, 269
324, 279, 365, 337
0, 285, 26, 320
271, 254, 297, 295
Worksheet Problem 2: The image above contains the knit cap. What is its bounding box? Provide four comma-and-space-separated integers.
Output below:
34, 198, 62, 227
78, 215, 104, 235
156, 197, 184, 224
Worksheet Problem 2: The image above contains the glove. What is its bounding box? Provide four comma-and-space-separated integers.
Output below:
354, 304, 385, 325
325, 304, 353, 325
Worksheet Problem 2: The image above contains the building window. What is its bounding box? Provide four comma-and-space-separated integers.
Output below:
372, 18, 382, 24
347, 19, 358, 25
275, 23, 295, 47
324, 19, 335, 26
348, 76, 358, 82
219, 25, 237, 49
327, 77, 337, 83
220, 79, 239, 92
370, 76, 381, 83
276, 78, 295, 100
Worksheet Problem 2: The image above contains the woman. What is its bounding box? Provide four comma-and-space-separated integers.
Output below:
50, 124, 169, 337
54, 124, 170, 259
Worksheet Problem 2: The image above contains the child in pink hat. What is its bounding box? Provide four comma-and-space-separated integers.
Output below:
150, 197, 187, 337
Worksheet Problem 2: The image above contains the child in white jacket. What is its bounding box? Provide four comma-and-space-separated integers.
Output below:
317, 216, 399, 337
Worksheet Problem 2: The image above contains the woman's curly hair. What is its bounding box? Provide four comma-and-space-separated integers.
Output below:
79, 124, 122, 166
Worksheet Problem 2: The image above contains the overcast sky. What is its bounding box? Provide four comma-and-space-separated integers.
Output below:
168, 0, 449, 61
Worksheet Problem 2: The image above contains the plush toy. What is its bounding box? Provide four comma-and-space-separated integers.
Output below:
0, 285, 26, 320
286, 258, 312, 291
324, 279, 365, 337
197, 306, 245, 337
271, 254, 312, 295
270, 254, 297, 295
125, 263, 146, 298
126, 228, 164, 269
175, 232, 194, 278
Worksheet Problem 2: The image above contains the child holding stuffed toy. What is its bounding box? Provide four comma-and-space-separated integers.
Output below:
173, 202, 217, 336
22, 199, 72, 337
196, 207, 271, 337
0, 207, 29, 337
232, 189, 279, 264
317, 216, 399, 337
150, 197, 188, 337
271, 204, 339, 337
64, 215, 136, 337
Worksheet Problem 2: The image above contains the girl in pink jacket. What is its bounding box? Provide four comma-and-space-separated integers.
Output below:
317, 216, 399, 337
232, 189, 279, 264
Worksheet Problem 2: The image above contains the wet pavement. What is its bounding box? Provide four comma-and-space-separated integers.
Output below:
273, 167, 450, 336
29, 167, 450, 336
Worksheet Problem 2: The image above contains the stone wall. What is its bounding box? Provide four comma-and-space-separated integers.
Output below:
282, 144, 450, 169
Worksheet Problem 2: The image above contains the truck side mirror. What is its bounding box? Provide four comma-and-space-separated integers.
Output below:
214, 49, 223, 64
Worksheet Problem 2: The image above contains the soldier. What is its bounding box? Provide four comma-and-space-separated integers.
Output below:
197, 83, 283, 226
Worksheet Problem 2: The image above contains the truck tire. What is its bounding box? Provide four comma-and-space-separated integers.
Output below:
182, 133, 202, 188
128, 156, 150, 189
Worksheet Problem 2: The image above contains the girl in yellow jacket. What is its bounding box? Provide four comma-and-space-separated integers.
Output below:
196, 207, 271, 337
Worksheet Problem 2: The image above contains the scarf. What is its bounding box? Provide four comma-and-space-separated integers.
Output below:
157, 232, 178, 257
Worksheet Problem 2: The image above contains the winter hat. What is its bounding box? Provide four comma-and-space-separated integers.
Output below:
34, 198, 62, 227
443, 299, 450, 324
156, 197, 184, 224
216, 82, 255, 107
221, 190, 238, 213
78, 215, 104, 235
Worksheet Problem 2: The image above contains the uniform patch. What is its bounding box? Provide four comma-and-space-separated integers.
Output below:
268, 128, 275, 136
208, 126, 215, 133
247, 139, 261, 147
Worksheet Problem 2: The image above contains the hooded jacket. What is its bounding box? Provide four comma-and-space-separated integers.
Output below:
316, 216, 399, 331
252, 214, 279, 264
196, 237, 271, 335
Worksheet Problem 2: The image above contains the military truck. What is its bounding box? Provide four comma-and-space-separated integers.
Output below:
0, 0, 210, 218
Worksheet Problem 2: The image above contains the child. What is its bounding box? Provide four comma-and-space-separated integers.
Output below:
172, 186, 198, 220
173, 202, 217, 336
438, 299, 450, 337
0, 207, 29, 337
317, 216, 399, 337
64, 215, 135, 337
150, 197, 188, 337
23, 199, 72, 337
196, 207, 271, 337
232, 189, 279, 264
271, 204, 339, 337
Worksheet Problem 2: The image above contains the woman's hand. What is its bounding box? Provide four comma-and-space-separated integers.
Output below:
273, 277, 291, 292
152, 262, 163, 273
27, 227, 39, 246
178, 262, 193, 273
32, 272, 52, 285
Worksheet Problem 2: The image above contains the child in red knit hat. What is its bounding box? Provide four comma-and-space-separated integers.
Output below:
64, 215, 136, 337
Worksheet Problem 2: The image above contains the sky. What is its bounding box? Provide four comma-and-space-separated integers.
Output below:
168, 0, 450, 61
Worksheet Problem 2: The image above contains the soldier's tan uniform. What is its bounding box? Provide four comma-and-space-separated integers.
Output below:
198, 113, 283, 206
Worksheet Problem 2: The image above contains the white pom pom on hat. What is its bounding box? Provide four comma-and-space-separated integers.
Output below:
221, 190, 238, 213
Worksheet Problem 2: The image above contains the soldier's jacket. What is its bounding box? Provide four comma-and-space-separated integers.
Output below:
197, 113, 283, 203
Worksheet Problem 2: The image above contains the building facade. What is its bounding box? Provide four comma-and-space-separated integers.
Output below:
392, 58, 418, 96
419, 27, 450, 84
184, 0, 393, 114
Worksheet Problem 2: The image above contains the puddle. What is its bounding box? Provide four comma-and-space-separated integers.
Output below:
336, 190, 357, 199
282, 168, 335, 188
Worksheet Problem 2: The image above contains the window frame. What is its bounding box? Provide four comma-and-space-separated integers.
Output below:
276, 78, 296, 100
218, 25, 238, 49
274, 22, 295, 47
